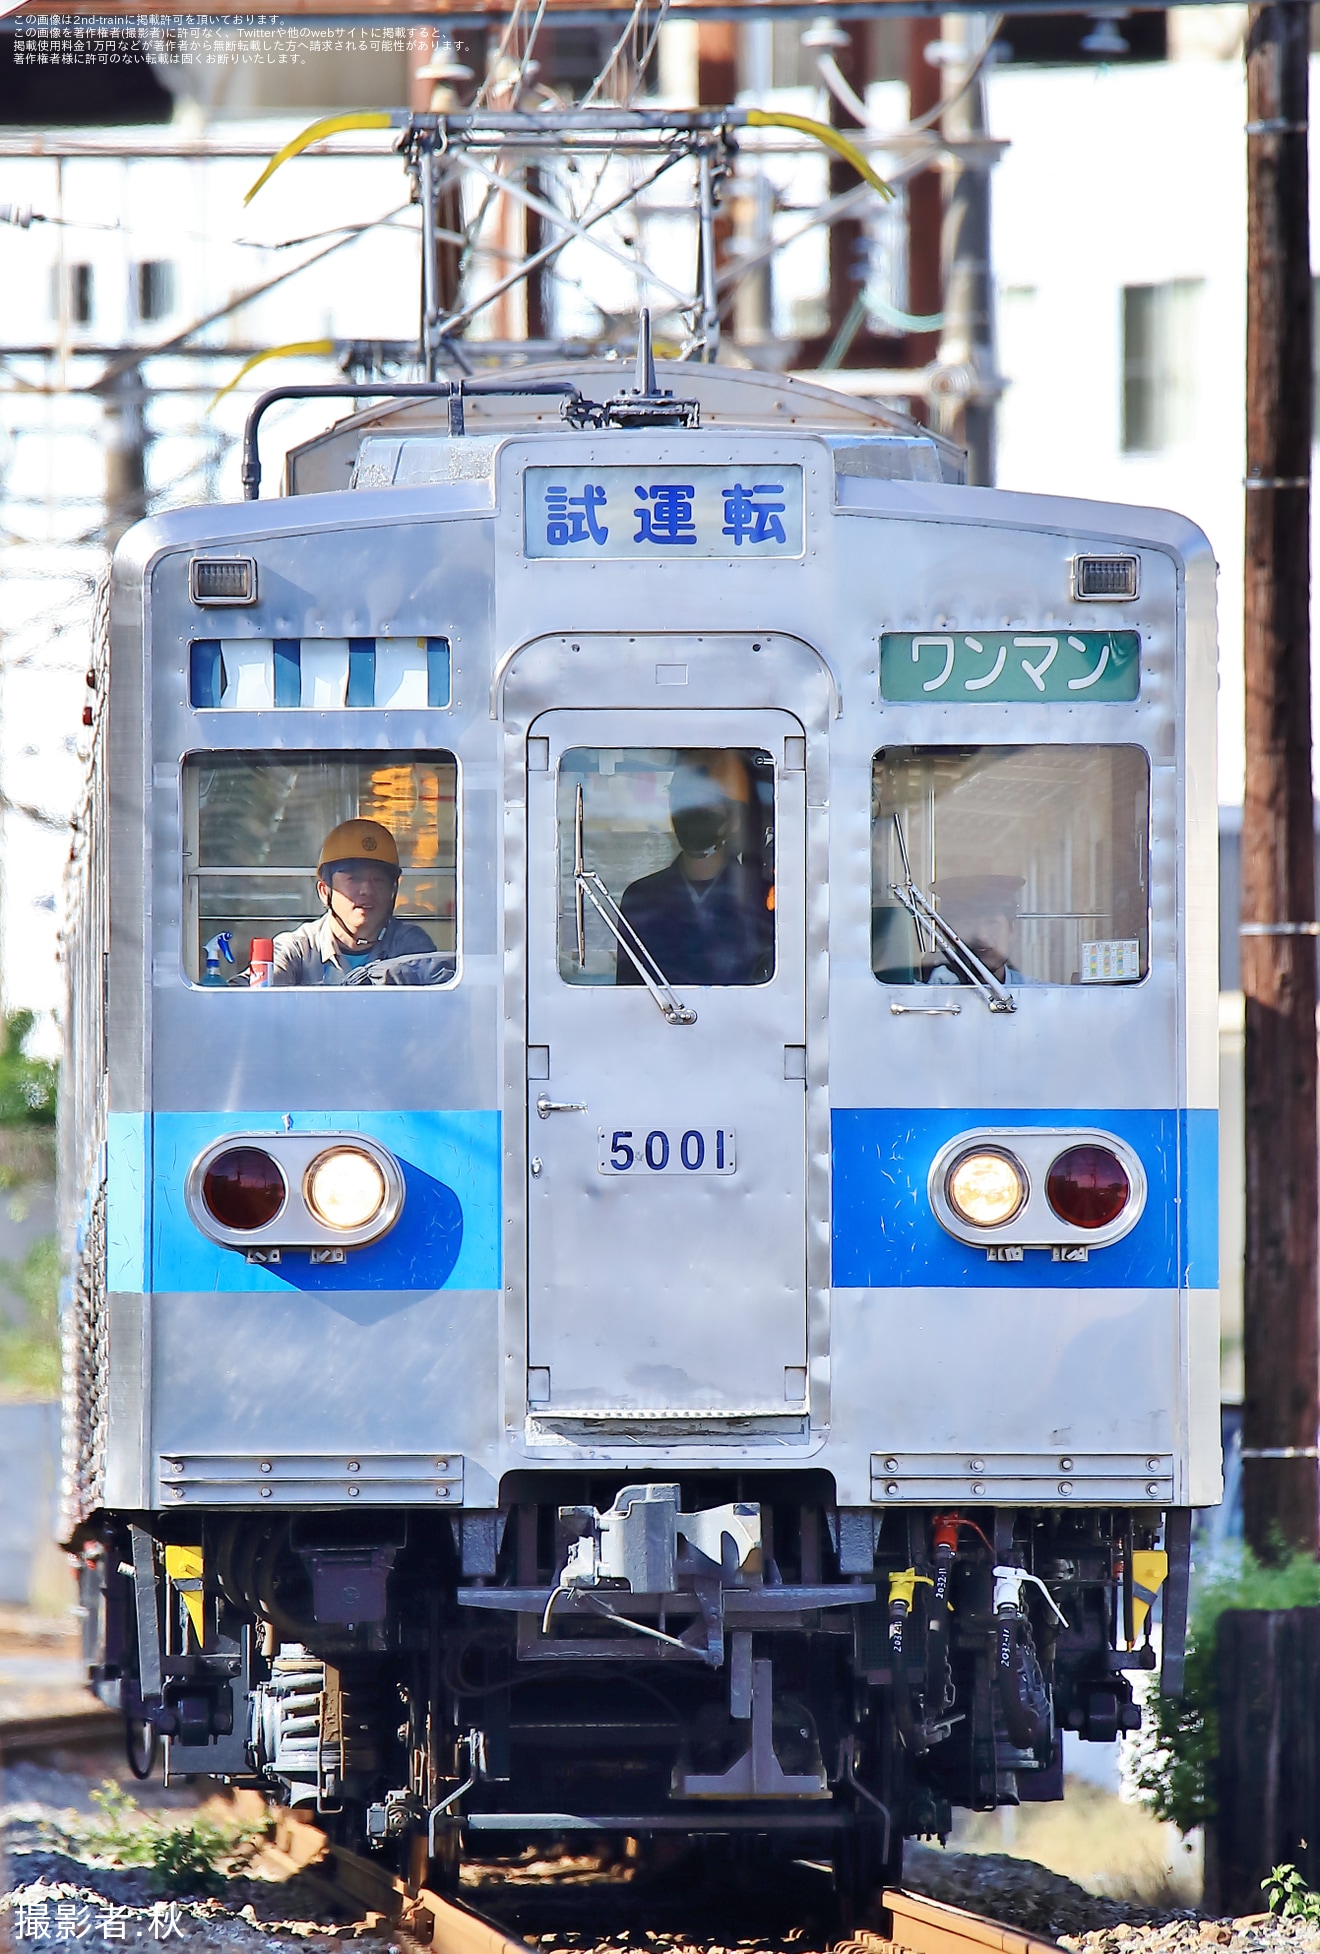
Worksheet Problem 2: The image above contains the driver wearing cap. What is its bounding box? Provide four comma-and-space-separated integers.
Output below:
616, 753, 774, 987
927, 874, 1033, 987
272, 819, 436, 986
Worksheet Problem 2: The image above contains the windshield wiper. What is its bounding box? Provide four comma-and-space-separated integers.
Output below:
573, 785, 697, 1027
890, 814, 1016, 1016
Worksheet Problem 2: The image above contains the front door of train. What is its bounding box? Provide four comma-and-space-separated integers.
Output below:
526, 709, 807, 1418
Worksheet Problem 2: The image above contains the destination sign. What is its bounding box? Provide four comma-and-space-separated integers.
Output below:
880, 630, 1140, 704
524, 464, 804, 560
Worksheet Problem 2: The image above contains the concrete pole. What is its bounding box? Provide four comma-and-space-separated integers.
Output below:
102, 365, 147, 550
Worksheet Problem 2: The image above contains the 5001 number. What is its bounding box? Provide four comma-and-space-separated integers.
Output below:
597, 1126, 736, 1176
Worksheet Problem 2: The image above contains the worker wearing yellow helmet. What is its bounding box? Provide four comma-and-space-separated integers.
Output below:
272, 819, 437, 986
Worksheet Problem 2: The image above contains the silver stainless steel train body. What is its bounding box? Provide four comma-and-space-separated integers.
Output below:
63, 362, 1219, 1896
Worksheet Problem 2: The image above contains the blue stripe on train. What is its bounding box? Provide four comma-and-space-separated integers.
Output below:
831, 1107, 1217, 1290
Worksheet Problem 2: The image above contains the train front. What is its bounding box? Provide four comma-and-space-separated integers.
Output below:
63, 366, 1219, 1902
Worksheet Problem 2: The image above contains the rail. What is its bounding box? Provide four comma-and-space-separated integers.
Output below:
859, 1891, 1062, 1954
0, 1705, 119, 1759
267, 1810, 537, 1953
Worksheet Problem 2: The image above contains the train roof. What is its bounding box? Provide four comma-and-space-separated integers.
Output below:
282, 357, 966, 495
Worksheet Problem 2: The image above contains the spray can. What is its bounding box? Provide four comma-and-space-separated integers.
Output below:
201, 932, 234, 987
249, 937, 275, 988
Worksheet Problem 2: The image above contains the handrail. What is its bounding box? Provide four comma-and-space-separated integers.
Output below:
240, 379, 584, 500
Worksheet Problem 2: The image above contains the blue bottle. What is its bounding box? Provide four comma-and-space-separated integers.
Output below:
201, 932, 235, 986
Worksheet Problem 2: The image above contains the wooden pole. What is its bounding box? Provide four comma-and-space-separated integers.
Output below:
1241, 0, 1318, 1562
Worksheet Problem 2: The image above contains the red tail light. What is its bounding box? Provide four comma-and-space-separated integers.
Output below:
1046, 1145, 1130, 1230
202, 1147, 286, 1231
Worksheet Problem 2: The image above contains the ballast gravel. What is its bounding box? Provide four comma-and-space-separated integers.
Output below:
0, 1760, 401, 1950
1057, 1921, 1320, 1954
900, 1844, 1320, 1954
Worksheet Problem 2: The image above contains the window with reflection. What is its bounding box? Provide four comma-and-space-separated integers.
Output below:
871, 746, 1150, 987
557, 748, 775, 987
182, 752, 457, 987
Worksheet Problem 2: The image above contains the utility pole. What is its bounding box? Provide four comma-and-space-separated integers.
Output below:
101, 365, 147, 548
820, 20, 869, 355
934, 12, 997, 484
1241, 0, 1318, 1562
905, 18, 944, 393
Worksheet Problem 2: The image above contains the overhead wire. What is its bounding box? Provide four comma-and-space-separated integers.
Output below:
433, 145, 691, 342
625, 0, 672, 105
812, 16, 1004, 141
581, 0, 651, 106
90, 205, 413, 392
512, 0, 552, 98
473, 0, 528, 107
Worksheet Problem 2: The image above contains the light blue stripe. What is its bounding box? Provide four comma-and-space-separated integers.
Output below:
151, 1110, 501, 1295
1180, 1107, 1219, 1289
107, 1112, 147, 1292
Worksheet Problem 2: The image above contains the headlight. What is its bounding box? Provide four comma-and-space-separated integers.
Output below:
305, 1148, 388, 1231
945, 1148, 1027, 1228
201, 1147, 287, 1232
1046, 1144, 1130, 1230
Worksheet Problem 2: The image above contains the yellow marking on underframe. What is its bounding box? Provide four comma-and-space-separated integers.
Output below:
1130, 1548, 1169, 1645
164, 1544, 205, 1645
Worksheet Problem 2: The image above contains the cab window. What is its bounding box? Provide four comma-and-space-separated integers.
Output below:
182, 751, 457, 987
558, 747, 775, 987
871, 745, 1150, 987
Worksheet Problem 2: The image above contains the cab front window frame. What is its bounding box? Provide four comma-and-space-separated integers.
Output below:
179, 747, 460, 990
871, 743, 1152, 990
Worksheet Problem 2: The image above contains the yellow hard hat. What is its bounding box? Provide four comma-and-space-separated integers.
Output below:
318, 819, 400, 876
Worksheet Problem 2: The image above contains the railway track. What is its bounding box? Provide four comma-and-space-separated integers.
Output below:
0, 1704, 1065, 1954
0, 1706, 118, 1759
272, 1807, 1065, 1954
265, 1808, 534, 1951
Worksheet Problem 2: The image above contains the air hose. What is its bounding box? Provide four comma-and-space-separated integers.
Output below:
743, 109, 894, 201
888, 1566, 934, 1755
245, 111, 399, 205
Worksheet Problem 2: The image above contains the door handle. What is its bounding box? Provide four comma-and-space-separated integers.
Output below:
536, 1094, 588, 1119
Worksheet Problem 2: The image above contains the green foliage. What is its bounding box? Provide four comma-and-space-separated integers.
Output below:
1130, 1545, 1320, 1832
1264, 1864, 1320, 1922
0, 1011, 56, 1128
59, 1782, 266, 1896
0, 1233, 59, 1399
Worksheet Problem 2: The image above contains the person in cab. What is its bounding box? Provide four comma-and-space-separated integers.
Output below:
927, 874, 1033, 987
615, 753, 774, 987
273, 819, 440, 986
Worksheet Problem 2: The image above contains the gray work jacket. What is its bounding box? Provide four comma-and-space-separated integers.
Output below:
272, 912, 436, 986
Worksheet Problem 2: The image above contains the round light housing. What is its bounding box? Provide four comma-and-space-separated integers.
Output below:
202, 1148, 286, 1232
1047, 1145, 1130, 1230
945, 1149, 1026, 1228
305, 1148, 388, 1232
